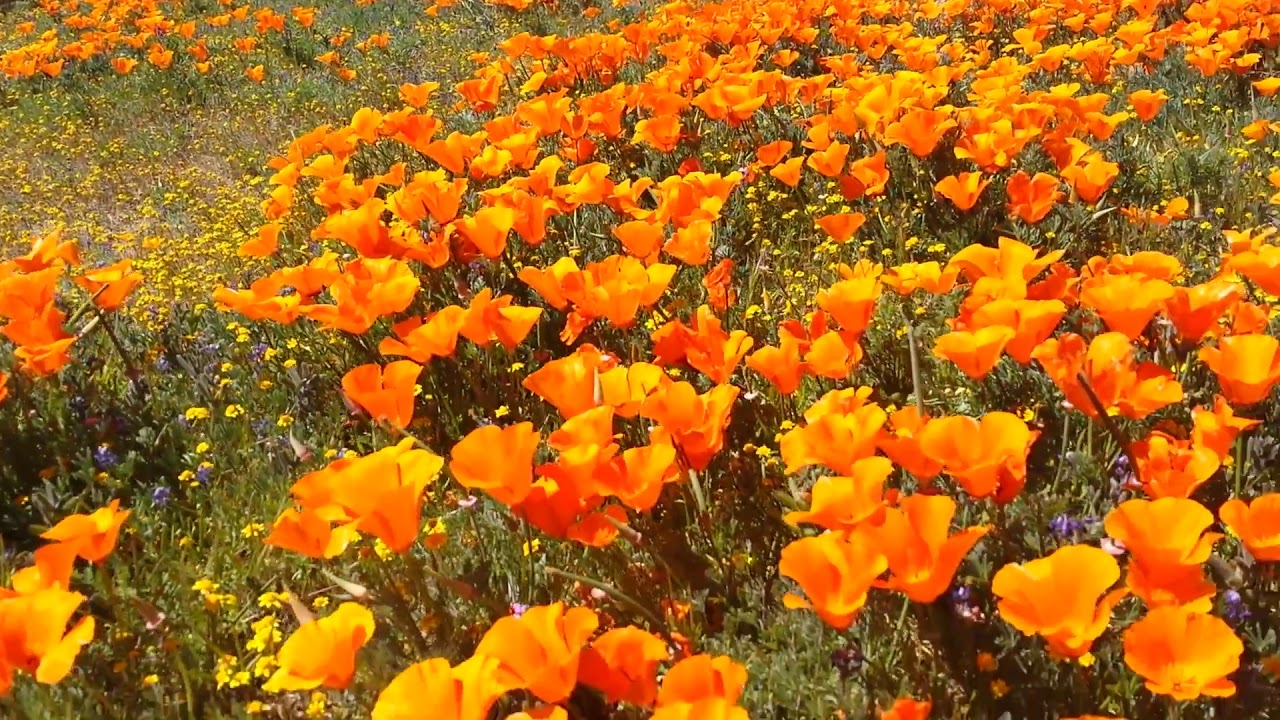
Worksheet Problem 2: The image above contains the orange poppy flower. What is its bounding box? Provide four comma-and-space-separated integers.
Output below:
1079, 273, 1173, 339
1128, 89, 1169, 121
1105, 498, 1221, 610
867, 493, 989, 603
1198, 334, 1280, 405
815, 212, 867, 244
578, 626, 670, 705
652, 654, 748, 720
9, 542, 78, 595
880, 698, 933, 720
779, 531, 888, 630
1061, 153, 1119, 204
881, 262, 959, 296
746, 335, 806, 395
1220, 494, 1280, 562
473, 603, 599, 703
1123, 606, 1242, 700
264, 507, 359, 559
780, 395, 887, 476
73, 260, 143, 311
703, 259, 736, 312
1131, 431, 1220, 500
1164, 281, 1242, 343
0, 588, 95, 694
963, 298, 1066, 364
1032, 332, 1182, 420
806, 141, 850, 178
884, 107, 955, 157
933, 325, 1016, 379
1191, 396, 1259, 461
816, 275, 881, 343
459, 289, 542, 350
784, 456, 893, 533
934, 172, 989, 211
342, 360, 422, 430
372, 655, 508, 720
380, 306, 467, 363
916, 413, 1037, 503
1006, 171, 1063, 224
991, 545, 1127, 658
769, 156, 804, 187
450, 423, 541, 505
40, 499, 130, 564
263, 602, 376, 692
638, 382, 737, 471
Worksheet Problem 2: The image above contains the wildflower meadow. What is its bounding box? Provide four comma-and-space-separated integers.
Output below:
4, 0, 1280, 716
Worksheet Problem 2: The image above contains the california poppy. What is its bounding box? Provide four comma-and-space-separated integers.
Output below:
1219, 494, 1280, 562
784, 456, 893, 532
916, 413, 1037, 503
1105, 498, 1221, 610
935, 172, 989, 211
264, 602, 376, 692
779, 531, 888, 630
372, 655, 508, 720
0, 588, 95, 694
40, 500, 130, 564
1198, 334, 1280, 405
473, 603, 599, 703
991, 545, 1127, 658
342, 360, 422, 429
578, 626, 669, 705
868, 493, 989, 603
450, 423, 541, 505
1123, 606, 1242, 700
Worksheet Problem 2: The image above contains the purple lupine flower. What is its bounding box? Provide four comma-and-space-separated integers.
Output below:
1049, 513, 1086, 539
509, 603, 530, 618
93, 444, 119, 469
1224, 589, 1251, 623
195, 465, 213, 484
151, 486, 172, 506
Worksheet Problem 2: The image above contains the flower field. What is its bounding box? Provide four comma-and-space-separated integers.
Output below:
4, 0, 1280, 715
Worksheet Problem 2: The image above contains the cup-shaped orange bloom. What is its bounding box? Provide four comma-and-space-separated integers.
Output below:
877, 406, 943, 482
0, 588, 95, 694
880, 698, 932, 720
916, 412, 1038, 503
9, 542, 77, 596
1032, 332, 1182, 420
966, 298, 1066, 364
473, 602, 599, 703
935, 172, 990, 211
73, 259, 143, 311
934, 325, 1016, 379
1123, 607, 1242, 700
342, 360, 422, 430
1220, 494, 1280, 561
578, 626, 670, 706
372, 654, 509, 720
784, 456, 892, 533
779, 531, 888, 630
1131, 431, 1220, 500
1105, 498, 1220, 610
1006, 171, 1063, 224
868, 494, 989, 603
1080, 274, 1173, 339
1191, 396, 1259, 461
264, 602, 376, 692
638, 382, 738, 471
1198, 334, 1280, 405
1164, 281, 1242, 342
40, 499, 130, 563
1128, 89, 1169, 121
450, 423, 541, 505
655, 654, 747, 708
991, 545, 1128, 658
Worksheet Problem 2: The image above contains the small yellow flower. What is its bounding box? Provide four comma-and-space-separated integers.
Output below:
277, 414, 294, 427
494, 405, 510, 418
142, 674, 159, 687
195, 442, 210, 454
241, 523, 266, 539
1077, 652, 1096, 668
225, 405, 245, 418
312, 596, 330, 609
306, 691, 327, 718
523, 539, 542, 556
991, 679, 1010, 698
246, 701, 267, 715
184, 407, 210, 421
